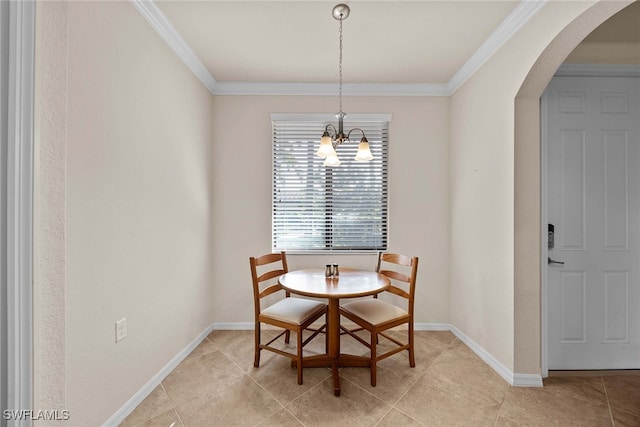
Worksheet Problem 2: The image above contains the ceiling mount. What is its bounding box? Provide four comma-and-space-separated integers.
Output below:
332, 4, 350, 21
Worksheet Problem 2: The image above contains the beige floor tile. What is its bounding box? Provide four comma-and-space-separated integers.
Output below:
140, 409, 183, 427
340, 357, 425, 406
542, 376, 611, 402
182, 338, 219, 364
426, 340, 509, 402
256, 408, 304, 427
175, 375, 281, 427
376, 408, 423, 426
339, 329, 455, 404
411, 330, 457, 354
119, 385, 173, 427
604, 376, 640, 417
121, 331, 640, 427
162, 350, 244, 407
438, 338, 484, 363
611, 407, 640, 427
395, 373, 503, 426
285, 377, 391, 426
207, 329, 252, 347
207, 330, 261, 372
249, 354, 332, 405
411, 330, 457, 349
209, 329, 286, 373
496, 377, 612, 426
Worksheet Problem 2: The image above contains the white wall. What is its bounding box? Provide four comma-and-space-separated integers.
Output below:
449, 0, 593, 372
34, 1, 68, 417
210, 96, 450, 325
450, 0, 632, 374
33, 1, 638, 423
35, 2, 215, 425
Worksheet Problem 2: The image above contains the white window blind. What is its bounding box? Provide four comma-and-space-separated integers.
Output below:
272, 114, 389, 253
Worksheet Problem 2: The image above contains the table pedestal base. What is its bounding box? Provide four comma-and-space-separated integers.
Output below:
292, 354, 371, 396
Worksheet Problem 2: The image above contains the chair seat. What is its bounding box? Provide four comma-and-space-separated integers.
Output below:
341, 299, 408, 325
262, 297, 326, 325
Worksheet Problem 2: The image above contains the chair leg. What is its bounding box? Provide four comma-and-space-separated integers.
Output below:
325, 314, 329, 352
254, 322, 261, 368
285, 329, 291, 344
370, 330, 377, 387
409, 323, 415, 368
297, 330, 304, 385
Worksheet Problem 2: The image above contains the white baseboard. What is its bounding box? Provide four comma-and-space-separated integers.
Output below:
102, 322, 216, 427
513, 373, 544, 387
414, 322, 451, 331
212, 322, 254, 330
449, 325, 543, 387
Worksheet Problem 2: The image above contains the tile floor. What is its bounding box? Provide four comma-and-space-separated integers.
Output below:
120, 330, 640, 426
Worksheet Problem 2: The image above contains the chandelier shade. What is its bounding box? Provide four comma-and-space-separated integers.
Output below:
316, 4, 373, 167
316, 133, 336, 158
354, 139, 374, 162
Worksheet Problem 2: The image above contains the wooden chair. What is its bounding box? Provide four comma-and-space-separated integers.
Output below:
250, 251, 327, 385
339, 252, 419, 386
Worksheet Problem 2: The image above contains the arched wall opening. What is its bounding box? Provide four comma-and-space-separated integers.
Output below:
514, 0, 635, 375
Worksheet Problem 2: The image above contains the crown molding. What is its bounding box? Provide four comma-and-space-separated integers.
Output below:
213, 82, 449, 96
132, 0, 545, 97
555, 63, 640, 77
130, 0, 217, 94
270, 113, 393, 123
447, 0, 547, 94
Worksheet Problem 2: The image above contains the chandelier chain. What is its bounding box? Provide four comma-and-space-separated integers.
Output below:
338, 14, 343, 114
317, 4, 373, 166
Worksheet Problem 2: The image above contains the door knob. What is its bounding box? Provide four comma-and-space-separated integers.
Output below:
548, 257, 565, 265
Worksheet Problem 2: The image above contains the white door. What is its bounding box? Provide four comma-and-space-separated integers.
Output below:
545, 76, 640, 370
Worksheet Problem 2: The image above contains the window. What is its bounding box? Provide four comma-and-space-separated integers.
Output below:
272, 113, 389, 253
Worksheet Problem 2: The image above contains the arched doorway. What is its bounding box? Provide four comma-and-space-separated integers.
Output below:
514, 1, 636, 377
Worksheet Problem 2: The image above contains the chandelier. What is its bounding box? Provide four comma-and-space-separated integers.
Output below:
315, 4, 374, 167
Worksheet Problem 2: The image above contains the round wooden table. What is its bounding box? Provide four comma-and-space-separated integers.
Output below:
278, 269, 390, 396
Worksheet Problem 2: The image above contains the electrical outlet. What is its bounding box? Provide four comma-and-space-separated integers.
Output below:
115, 318, 127, 343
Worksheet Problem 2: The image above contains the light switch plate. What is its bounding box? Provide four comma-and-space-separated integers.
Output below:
115, 318, 127, 342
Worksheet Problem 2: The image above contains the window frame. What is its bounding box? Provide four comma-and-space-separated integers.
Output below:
271, 113, 390, 254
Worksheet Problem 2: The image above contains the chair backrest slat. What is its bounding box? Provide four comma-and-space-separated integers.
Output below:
376, 252, 419, 315
379, 269, 410, 284
254, 252, 287, 268
249, 251, 289, 318
385, 285, 410, 299
376, 252, 413, 270
257, 269, 286, 284
259, 284, 282, 299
